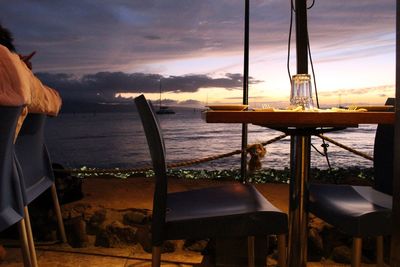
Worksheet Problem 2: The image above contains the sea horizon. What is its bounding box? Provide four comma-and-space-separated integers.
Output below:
45, 108, 376, 171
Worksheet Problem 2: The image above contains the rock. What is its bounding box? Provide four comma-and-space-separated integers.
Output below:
95, 229, 121, 248
95, 221, 137, 248
184, 239, 208, 252
162, 240, 176, 253
52, 163, 84, 204
135, 226, 176, 253
123, 210, 148, 225
309, 214, 326, 232
62, 203, 92, 220
332, 245, 352, 263
64, 217, 90, 248
87, 209, 107, 234
308, 228, 323, 261
136, 226, 152, 252
0, 245, 6, 262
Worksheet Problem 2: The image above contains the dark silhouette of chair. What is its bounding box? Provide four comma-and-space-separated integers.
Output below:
0, 105, 33, 267
134, 94, 288, 267
309, 99, 394, 267
14, 113, 67, 266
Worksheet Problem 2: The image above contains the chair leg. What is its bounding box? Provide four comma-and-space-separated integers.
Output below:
277, 234, 287, 267
152, 246, 161, 267
50, 183, 67, 243
247, 236, 255, 267
351, 237, 362, 267
18, 219, 32, 267
24, 207, 38, 267
376, 236, 384, 267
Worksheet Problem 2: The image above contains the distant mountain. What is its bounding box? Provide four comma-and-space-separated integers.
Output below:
60, 100, 200, 114
60, 101, 137, 113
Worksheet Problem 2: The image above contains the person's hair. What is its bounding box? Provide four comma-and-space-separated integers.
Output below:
0, 24, 16, 52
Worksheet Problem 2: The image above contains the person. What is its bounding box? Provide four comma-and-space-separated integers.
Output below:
0, 23, 62, 138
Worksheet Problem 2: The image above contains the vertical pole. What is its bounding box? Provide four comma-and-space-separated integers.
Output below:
391, 0, 400, 266
287, 1, 309, 267
288, 135, 310, 267
295, 0, 308, 74
241, 0, 250, 183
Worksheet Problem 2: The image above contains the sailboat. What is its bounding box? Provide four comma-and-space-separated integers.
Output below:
156, 79, 175, 115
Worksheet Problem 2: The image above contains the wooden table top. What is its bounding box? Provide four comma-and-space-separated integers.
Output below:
203, 110, 395, 128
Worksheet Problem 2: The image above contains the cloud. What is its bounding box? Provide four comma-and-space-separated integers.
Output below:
36, 71, 260, 102
0, 0, 395, 74
319, 85, 394, 97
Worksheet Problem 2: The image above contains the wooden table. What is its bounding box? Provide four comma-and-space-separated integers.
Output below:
203, 110, 394, 267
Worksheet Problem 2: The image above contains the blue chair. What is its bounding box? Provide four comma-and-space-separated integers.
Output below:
0, 105, 33, 267
309, 99, 394, 267
134, 94, 288, 267
14, 113, 67, 266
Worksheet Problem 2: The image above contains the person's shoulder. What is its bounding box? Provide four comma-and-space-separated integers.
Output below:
0, 44, 11, 54
0, 44, 18, 60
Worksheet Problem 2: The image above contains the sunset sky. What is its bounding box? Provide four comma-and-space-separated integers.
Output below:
0, 0, 396, 107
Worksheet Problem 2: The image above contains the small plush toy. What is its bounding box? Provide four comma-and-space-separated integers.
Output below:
247, 143, 267, 173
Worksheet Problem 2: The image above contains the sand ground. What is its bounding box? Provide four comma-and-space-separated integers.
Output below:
0, 177, 385, 266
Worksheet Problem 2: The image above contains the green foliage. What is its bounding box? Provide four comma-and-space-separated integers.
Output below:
73, 166, 374, 185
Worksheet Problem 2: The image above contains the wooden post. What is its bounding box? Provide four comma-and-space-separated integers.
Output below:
391, 0, 400, 265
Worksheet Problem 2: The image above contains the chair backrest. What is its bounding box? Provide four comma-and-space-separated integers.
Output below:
0, 106, 24, 232
15, 113, 55, 204
373, 98, 395, 195
134, 94, 168, 246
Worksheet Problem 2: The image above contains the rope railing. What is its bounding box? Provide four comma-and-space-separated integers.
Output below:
317, 134, 373, 161
54, 134, 289, 174
53, 132, 374, 175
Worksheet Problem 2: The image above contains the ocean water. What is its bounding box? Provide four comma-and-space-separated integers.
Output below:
45, 110, 376, 170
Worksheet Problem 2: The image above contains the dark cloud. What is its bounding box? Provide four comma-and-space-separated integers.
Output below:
36, 71, 260, 102
0, 0, 394, 74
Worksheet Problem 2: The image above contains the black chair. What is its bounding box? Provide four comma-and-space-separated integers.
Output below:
309, 99, 394, 267
134, 94, 288, 267
14, 113, 67, 266
0, 106, 33, 267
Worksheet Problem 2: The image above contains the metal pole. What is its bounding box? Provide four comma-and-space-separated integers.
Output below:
240, 0, 250, 183
288, 135, 310, 267
391, 0, 400, 265
295, 0, 308, 74
287, 1, 309, 266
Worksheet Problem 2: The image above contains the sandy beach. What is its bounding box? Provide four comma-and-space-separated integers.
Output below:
0, 176, 386, 266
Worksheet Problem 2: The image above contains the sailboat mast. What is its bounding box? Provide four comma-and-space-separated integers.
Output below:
159, 79, 162, 110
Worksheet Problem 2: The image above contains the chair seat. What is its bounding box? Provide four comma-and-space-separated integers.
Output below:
309, 183, 392, 237
165, 183, 288, 240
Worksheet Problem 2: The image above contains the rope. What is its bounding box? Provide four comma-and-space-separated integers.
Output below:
54, 134, 289, 174
53, 133, 373, 175
317, 134, 373, 161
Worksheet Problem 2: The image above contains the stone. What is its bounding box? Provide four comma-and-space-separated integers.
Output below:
162, 240, 176, 253
52, 163, 84, 205
183, 239, 208, 252
308, 228, 323, 261
64, 217, 90, 248
135, 226, 152, 252
95, 221, 137, 248
62, 203, 92, 220
332, 245, 352, 263
123, 210, 148, 225
0, 245, 6, 262
87, 209, 107, 234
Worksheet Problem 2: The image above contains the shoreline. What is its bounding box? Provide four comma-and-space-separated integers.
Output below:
57, 166, 375, 186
